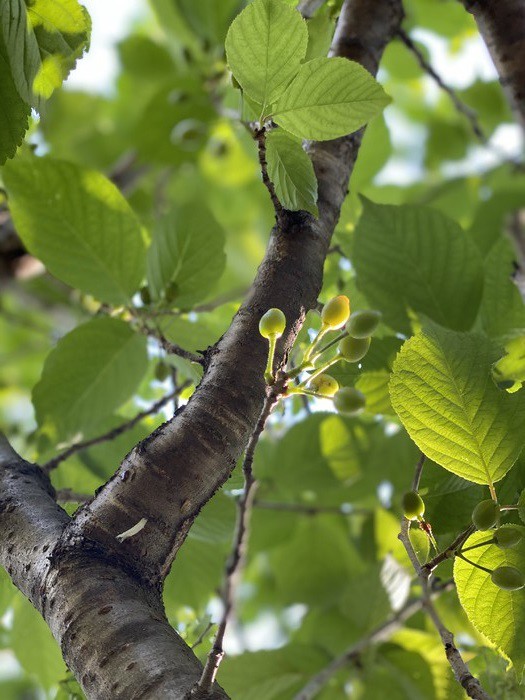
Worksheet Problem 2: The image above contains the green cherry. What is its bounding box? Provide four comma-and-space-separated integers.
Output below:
472, 499, 500, 531
494, 526, 523, 549
259, 308, 286, 339
402, 491, 425, 520
345, 309, 382, 339
491, 566, 525, 591
333, 387, 365, 415
321, 295, 350, 330
338, 335, 371, 363
308, 373, 339, 397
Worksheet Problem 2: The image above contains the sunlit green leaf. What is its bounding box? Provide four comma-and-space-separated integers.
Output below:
273, 58, 390, 140
266, 130, 318, 215
3, 156, 147, 304
33, 318, 148, 441
454, 527, 525, 680
225, 0, 308, 109
353, 200, 484, 333
390, 325, 525, 487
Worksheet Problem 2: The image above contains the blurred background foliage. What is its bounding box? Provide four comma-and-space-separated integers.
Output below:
0, 0, 524, 697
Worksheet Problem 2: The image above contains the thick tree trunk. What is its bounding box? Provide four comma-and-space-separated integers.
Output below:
0, 0, 404, 697
461, 0, 525, 127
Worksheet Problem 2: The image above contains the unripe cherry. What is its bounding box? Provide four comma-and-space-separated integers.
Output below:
333, 387, 365, 415
308, 373, 339, 397
472, 499, 500, 531
491, 566, 525, 591
338, 335, 371, 363
259, 308, 286, 339
402, 491, 425, 520
494, 526, 523, 549
346, 309, 382, 339
321, 295, 350, 329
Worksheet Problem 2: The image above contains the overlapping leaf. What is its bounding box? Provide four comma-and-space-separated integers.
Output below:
353, 200, 484, 333
3, 156, 147, 304
273, 58, 390, 140
147, 204, 226, 308
454, 527, 525, 679
265, 130, 318, 215
33, 318, 148, 441
1, 0, 90, 106
390, 325, 525, 487
225, 0, 308, 109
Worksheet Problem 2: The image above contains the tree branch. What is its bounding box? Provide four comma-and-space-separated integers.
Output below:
0, 433, 229, 700
397, 28, 487, 143
253, 500, 370, 516
423, 524, 476, 574
398, 457, 492, 700
42, 386, 189, 473
67, 0, 404, 593
293, 579, 455, 700
1, 2, 404, 696
254, 127, 284, 220
460, 0, 525, 129
192, 387, 282, 696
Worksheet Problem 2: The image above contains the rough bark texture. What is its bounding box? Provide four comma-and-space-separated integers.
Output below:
0, 0, 404, 697
462, 0, 525, 127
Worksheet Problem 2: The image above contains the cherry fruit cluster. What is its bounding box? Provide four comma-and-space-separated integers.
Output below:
259, 296, 381, 416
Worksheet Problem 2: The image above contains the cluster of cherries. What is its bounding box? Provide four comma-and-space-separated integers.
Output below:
258, 295, 381, 415
403, 491, 525, 591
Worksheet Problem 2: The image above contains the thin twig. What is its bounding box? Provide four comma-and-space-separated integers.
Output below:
412, 452, 426, 491
142, 325, 204, 365
397, 28, 487, 143
423, 524, 476, 574
253, 500, 370, 516
191, 620, 215, 650
254, 128, 283, 221
192, 388, 282, 696
42, 386, 189, 473
398, 459, 492, 700
293, 579, 455, 700
55, 489, 91, 504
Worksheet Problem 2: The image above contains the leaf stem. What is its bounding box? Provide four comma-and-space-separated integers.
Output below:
455, 552, 493, 575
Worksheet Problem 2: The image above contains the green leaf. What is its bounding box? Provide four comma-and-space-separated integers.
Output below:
11, 593, 67, 688
265, 131, 318, 215
1, 0, 90, 106
225, 0, 308, 109
305, 11, 334, 62
0, 30, 30, 164
454, 526, 525, 679
390, 325, 525, 488
33, 317, 148, 441
353, 200, 484, 333
147, 204, 226, 308
220, 645, 329, 700
273, 57, 390, 140
3, 156, 147, 304
479, 238, 525, 339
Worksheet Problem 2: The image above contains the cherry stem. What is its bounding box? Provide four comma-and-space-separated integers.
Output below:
264, 335, 277, 384
458, 539, 494, 554
297, 355, 340, 388
303, 324, 329, 363
500, 505, 519, 511
285, 387, 331, 400
311, 331, 348, 363
489, 483, 497, 501
456, 552, 493, 574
